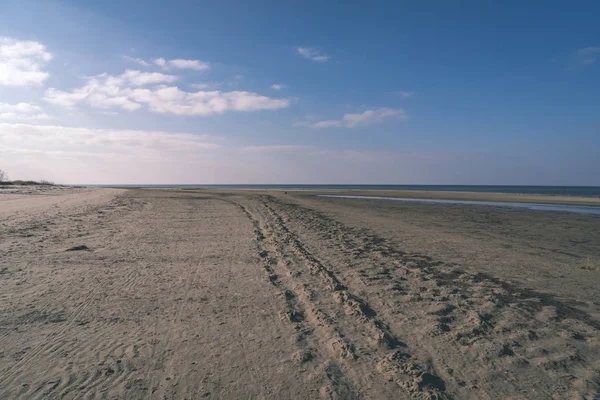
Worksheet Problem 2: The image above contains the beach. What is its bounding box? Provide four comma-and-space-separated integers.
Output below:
1, 186, 599, 399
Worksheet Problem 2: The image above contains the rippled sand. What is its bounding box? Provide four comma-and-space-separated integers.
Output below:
1, 187, 598, 399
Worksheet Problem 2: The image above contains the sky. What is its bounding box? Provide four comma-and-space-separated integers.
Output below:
0, 0, 598, 185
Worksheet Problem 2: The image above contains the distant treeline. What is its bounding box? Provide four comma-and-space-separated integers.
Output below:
0, 180, 55, 186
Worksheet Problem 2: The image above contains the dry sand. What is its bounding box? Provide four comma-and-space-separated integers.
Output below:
1, 186, 599, 399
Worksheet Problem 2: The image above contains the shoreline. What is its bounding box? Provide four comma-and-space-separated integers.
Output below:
288, 189, 600, 206
173, 187, 600, 207
317, 194, 600, 215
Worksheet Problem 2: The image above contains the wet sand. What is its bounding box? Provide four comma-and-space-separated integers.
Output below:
250, 188, 600, 206
1, 186, 599, 399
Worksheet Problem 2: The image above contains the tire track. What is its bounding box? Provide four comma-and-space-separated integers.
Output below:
234, 198, 453, 399
256, 198, 449, 400
265, 195, 600, 399
231, 200, 365, 399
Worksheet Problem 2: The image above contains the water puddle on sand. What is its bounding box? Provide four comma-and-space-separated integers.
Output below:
318, 195, 600, 215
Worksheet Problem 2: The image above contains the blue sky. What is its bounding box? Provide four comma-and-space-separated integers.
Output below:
0, 0, 598, 184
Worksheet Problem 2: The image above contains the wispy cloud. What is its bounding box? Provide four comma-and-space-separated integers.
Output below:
0, 122, 229, 183
44, 70, 290, 116
191, 81, 234, 90
242, 145, 313, 152
124, 56, 150, 67
305, 108, 408, 128
121, 70, 178, 86
575, 46, 600, 65
191, 83, 212, 89
125, 55, 210, 71
271, 84, 286, 90
2, 122, 567, 186
0, 123, 220, 155
0, 37, 53, 86
154, 57, 210, 71
308, 149, 382, 162
0, 102, 51, 120
394, 91, 415, 98
297, 47, 330, 62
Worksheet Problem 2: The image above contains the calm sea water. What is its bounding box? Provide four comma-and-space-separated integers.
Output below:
116, 184, 600, 197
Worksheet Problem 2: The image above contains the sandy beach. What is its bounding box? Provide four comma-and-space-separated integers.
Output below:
1, 186, 599, 399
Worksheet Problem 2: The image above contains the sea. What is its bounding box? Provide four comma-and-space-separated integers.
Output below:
112, 185, 600, 197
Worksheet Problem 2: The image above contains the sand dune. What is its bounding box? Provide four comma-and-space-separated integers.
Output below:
1, 187, 598, 399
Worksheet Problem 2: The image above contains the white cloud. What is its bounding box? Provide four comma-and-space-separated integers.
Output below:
0, 102, 42, 114
0, 112, 50, 121
121, 70, 178, 86
129, 87, 290, 116
306, 108, 408, 128
0, 102, 51, 120
168, 59, 210, 71
124, 56, 150, 67
271, 84, 286, 90
44, 69, 290, 116
297, 47, 330, 62
44, 70, 175, 111
153, 57, 167, 68
154, 57, 209, 71
192, 80, 241, 90
125, 55, 210, 71
0, 37, 52, 86
575, 46, 600, 65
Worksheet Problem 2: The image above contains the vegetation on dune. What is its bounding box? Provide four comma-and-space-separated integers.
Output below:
0, 169, 55, 186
